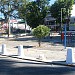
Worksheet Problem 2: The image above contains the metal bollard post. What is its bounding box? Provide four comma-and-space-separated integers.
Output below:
2, 44, 7, 55
66, 48, 75, 64
18, 45, 24, 58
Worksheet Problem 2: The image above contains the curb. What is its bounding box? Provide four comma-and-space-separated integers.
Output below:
0, 54, 75, 67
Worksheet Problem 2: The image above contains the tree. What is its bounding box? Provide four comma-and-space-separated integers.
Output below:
0, 0, 30, 21
50, 0, 74, 24
0, 0, 18, 20
32, 25, 50, 47
18, 0, 28, 33
50, 0, 74, 42
25, 1, 41, 28
0, 0, 19, 37
18, 0, 50, 28
0, 0, 30, 36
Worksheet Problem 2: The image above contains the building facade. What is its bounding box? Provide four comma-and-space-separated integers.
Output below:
44, 14, 59, 31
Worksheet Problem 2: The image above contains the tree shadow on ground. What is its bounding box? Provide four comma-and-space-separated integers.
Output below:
7, 35, 75, 47
12, 36, 37, 41
15, 45, 34, 49
10, 35, 62, 44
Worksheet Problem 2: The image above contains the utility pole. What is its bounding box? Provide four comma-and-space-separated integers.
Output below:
8, 0, 11, 37
22, 0, 27, 34
24, 0, 27, 34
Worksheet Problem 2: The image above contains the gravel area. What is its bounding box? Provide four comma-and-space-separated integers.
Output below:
0, 35, 67, 61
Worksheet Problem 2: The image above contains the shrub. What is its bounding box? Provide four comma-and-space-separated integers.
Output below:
32, 25, 50, 47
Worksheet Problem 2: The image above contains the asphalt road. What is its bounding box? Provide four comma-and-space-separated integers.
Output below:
0, 55, 75, 75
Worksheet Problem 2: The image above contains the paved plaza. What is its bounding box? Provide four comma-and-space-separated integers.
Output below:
0, 32, 75, 61
0, 33, 67, 61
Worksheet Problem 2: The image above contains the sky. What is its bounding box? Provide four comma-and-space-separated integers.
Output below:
0, 12, 5, 19
50, 0, 56, 5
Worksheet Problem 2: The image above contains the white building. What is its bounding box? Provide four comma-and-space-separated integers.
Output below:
9, 19, 31, 31
70, 4, 75, 30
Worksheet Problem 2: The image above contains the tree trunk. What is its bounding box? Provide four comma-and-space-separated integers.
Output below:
24, 19, 26, 34
38, 39, 41, 47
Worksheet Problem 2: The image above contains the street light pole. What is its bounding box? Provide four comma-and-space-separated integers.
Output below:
64, 24, 66, 49
67, 9, 70, 31
60, 8, 66, 42
61, 8, 62, 29
23, 0, 27, 34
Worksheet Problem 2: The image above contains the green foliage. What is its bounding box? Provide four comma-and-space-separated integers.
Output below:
26, 2, 40, 28
33, 25, 50, 38
18, 0, 50, 28
32, 25, 50, 47
36, 0, 50, 8
0, 0, 30, 20
50, 0, 74, 24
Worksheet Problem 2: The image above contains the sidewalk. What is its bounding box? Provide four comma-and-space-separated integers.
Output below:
0, 33, 75, 66
0, 52, 75, 67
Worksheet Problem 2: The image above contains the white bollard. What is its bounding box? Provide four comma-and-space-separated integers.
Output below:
66, 48, 75, 64
18, 45, 24, 58
2, 44, 8, 55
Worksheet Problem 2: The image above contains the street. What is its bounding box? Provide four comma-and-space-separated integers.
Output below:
0, 55, 75, 75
